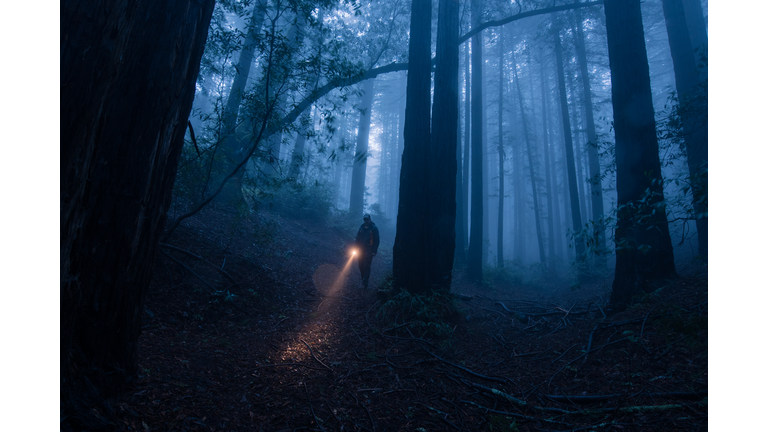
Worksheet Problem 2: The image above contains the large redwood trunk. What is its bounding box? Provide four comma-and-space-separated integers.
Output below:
61, 0, 214, 427
603, 0, 677, 309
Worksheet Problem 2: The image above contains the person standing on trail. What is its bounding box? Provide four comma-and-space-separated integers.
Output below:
354, 214, 380, 289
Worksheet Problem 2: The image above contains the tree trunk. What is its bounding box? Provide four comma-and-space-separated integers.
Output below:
60, 0, 215, 427
552, 18, 586, 261
349, 78, 376, 218
511, 49, 547, 266
572, 12, 607, 260
604, 0, 677, 309
466, 0, 485, 282
661, 0, 708, 258
216, 0, 268, 205
393, 0, 432, 291
428, 0, 460, 290
461, 42, 472, 264
540, 62, 557, 269
496, 30, 506, 268
455, 43, 468, 266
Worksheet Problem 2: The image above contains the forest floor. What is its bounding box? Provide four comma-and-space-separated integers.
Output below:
109, 205, 708, 431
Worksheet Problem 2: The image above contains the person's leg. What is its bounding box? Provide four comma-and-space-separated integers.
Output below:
357, 255, 365, 287
361, 252, 373, 288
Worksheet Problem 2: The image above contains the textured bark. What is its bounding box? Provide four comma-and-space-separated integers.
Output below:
60, 0, 214, 426
349, 79, 376, 219
466, 0, 485, 282
393, 0, 432, 291
552, 19, 586, 260
604, 0, 677, 309
662, 0, 708, 257
428, 0, 460, 289
455, 43, 468, 266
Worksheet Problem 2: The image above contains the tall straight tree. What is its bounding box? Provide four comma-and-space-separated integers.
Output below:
511, 48, 547, 266
661, 0, 708, 257
428, 0, 460, 289
393, 0, 432, 291
61, 0, 214, 427
466, 0, 485, 281
552, 16, 586, 260
461, 42, 472, 263
349, 78, 376, 218
496, 29, 506, 267
603, 0, 677, 309
540, 61, 557, 266
572, 10, 607, 259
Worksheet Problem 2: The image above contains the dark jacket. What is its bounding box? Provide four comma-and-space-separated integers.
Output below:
355, 222, 380, 254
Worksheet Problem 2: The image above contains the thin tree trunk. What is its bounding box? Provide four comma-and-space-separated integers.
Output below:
496, 29, 505, 267
552, 18, 586, 261
540, 61, 557, 268
511, 49, 547, 266
349, 78, 376, 218
573, 12, 607, 259
462, 42, 471, 262
466, 0, 485, 281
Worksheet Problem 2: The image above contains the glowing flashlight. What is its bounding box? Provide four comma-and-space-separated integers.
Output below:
352, 249, 357, 256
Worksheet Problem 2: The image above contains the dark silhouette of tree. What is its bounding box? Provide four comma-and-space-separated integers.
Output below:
393, 0, 432, 291
661, 0, 708, 258
428, 0, 460, 289
552, 16, 586, 261
466, 0, 485, 282
603, 0, 677, 309
60, 0, 215, 428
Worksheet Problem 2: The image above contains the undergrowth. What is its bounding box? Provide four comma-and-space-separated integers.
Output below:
377, 278, 464, 340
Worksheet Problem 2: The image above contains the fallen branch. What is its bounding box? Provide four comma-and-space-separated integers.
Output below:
460, 400, 571, 426
160, 243, 237, 284
300, 339, 333, 373
543, 391, 708, 404
422, 347, 508, 384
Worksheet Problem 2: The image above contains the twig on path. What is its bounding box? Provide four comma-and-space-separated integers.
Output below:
583, 324, 601, 363
421, 346, 509, 384
159, 249, 246, 313
424, 405, 460, 430
160, 242, 237, 284
542, 391, 708, 404
301, 339, 333, 373
551, 344, 579, 365
304, 382, 324, 429
255, 363, 328, 372
549, 337, 631, 387
460, 400, 572, 426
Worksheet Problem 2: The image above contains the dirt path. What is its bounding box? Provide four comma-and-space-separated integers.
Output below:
109, 208, 707, 431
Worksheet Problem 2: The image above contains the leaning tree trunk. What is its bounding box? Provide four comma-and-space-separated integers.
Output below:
393, 0, 432, 292
604, 0, 677, 309
216, 0, 267, 205
61, 0, 215, 428
466, 0, 485, 282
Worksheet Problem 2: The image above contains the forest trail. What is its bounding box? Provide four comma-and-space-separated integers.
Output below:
110, 206, 707, 431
